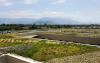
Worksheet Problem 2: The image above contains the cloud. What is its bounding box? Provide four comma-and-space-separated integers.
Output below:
36, 11, 66, 18
0, 0, 13, 6
3, 10, 34, 18
53, 0, 65, 4
4, 2, 13, 6
66, 11, 100, 24
0, 10, 66, 19
1, 10, 100, 24
0, 0, 39, 6
0, 0, 7, 3
23, 0, 39, 4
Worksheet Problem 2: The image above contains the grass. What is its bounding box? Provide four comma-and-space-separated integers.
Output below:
0, 43, 22, 47
0, 31, 100, 62
35, 29, 100, 38
0, 34, 15, 38
0, 38, 99, 62
47, 51, 100, 63
6, 41, 100, 62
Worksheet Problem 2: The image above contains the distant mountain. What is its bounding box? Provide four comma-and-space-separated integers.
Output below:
34, 17, 55, 25
37, 17, 80, 25
0, 17, 80, 24
0, 18, 37, 24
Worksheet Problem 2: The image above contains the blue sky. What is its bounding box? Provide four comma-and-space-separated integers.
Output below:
0, 0, 100, 23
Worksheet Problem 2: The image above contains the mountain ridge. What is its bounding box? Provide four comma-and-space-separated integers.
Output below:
0, 17, 80, 24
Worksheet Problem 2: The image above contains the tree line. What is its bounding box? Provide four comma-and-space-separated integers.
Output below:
0, 24, 100, 30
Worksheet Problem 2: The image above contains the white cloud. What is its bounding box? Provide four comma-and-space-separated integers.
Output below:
0, 0, 13, 6
0, 0, 39, 6
36, 11, 66, 18
0, 10, 66, 18
66, 11, 100, 24
53, 0, 65, 4
4, 2, 13, 6
0, 0, 7, 3
23, 0, 39, 4
4, 10, 34, 18
1, 10, 100, 24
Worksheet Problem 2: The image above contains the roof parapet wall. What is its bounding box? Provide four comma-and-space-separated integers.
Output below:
0, 53, 42, 63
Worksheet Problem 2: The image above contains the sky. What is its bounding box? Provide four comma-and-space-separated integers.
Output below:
0, 0, 100, 24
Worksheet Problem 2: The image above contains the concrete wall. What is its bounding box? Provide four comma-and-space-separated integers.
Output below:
0, 55, 7, 63
0, 55, 29, 63
0, 54, 42, 63
7, 55, 29, 63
